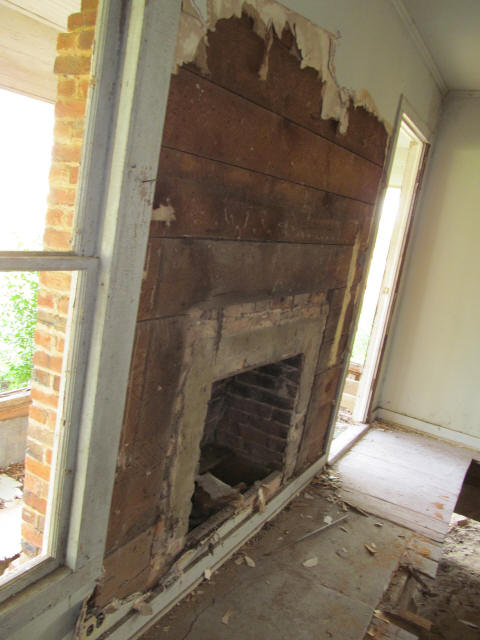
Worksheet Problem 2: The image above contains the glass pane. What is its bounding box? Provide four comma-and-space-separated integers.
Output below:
0, 271, 74, 582
0, 89, 54, 251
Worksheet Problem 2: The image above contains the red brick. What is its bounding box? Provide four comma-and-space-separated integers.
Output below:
37, 292, 55, 311
21, 523, 44, 549
49, 163, 71, 185
78, 28, 94, 51
24, 473, 49, 498
48, 187, 77, 208
23, 490, 47, 515
53, 375, 61, 393
57, 77, 76, 98
26, 423, 54, 447
34, 328, 53, 350
81, 0, 99, 11
76, 78, 90, 100
46, 207, 74, 229
33, 368, 52, 388
67, 12, 83, 30
47, 409, 58, 430
54, 55, 91, 76
45, 448, 53, 465
25, 455, 51, 481
33, 350, 63, 374
57, 296, 71, 316
52, 140, 83, 162
57, 32, 77, 52
39, 271, 71, 293
69, 165, 79, 184
43, 227, 72, 250
29, 404, 48, 425
26, 439, 45, 462
22, 507, 38, 527
31, 387, 58, 410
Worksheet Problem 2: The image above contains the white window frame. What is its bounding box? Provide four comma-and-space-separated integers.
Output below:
0, 1, 181, 637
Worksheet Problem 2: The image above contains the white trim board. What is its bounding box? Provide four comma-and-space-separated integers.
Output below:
375, 408, 480, 452
328, 423, 370, 464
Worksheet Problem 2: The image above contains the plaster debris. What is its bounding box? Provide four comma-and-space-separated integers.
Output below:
365, 543, 377, 555
204, 567, 212, 580
221, 609, 233, 624
244, 554, 256, 567
132, 596, 153, 616
323, 515, 333, 525
302, 556, 318, 568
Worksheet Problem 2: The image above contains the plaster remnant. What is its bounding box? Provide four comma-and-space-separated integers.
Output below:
152, 201, 176, 226
175, 0, 388, 134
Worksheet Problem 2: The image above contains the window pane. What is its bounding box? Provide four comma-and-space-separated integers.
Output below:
0, 270, 74, 582
0, 89, 54, 251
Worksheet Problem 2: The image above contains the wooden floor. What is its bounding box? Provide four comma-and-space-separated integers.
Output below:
137, 425, 474, 639
335, 424, 473, 541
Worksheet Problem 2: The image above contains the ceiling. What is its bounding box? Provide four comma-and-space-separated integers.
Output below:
400, 0, 480, 91
0, 0, 80, 31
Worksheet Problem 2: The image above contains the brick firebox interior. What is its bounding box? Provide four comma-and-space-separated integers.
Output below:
91, 14, 387, 609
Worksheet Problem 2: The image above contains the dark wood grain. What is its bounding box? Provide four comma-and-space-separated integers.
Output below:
153, 148, 374, 245
162, 69, 382, 203
138, 238, 352, 320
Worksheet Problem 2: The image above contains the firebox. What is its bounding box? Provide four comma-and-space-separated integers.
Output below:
189, 355, 303, 529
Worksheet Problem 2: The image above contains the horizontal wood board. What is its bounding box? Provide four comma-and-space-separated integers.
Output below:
153, 148, 372, 245
162, 69, 382, 204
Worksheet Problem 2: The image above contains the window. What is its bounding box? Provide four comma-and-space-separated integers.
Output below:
0, 1, 180, 637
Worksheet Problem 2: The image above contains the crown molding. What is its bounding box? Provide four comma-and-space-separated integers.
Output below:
447, 89, 480, 99
390, 0, 448, 95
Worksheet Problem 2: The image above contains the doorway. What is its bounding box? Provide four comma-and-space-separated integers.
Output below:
334, 114, 427, 439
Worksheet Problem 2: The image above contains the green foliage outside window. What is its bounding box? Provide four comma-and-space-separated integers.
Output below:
0, 272, 39, 391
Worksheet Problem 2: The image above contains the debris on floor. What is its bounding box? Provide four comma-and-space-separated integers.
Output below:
371, 514, 480, 639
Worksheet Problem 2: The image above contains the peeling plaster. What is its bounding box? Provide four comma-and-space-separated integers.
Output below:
177, 0, 388, 135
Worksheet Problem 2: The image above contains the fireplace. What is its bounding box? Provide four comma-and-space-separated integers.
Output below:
93, 10, 387, 610
154, 294, 329, 559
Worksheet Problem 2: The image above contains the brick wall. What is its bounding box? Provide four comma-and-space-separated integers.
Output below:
21, 0, 98, 558
213, 355, 302, 469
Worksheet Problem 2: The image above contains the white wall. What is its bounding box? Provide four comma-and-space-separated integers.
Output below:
283, 0, 442, 130
375, 95, 480, 449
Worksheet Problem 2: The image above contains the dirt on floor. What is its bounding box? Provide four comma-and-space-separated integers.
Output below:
412, 517, 480, 640
0, 462, 24, 487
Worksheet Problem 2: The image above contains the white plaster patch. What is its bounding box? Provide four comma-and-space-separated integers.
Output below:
152, 201, 176, 227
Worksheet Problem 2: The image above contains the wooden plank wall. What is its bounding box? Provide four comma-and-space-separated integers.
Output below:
94, 15, 387, 606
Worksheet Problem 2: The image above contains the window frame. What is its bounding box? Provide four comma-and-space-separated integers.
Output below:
0, 0, 181, 635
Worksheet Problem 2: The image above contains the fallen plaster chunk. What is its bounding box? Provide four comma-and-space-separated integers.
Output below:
244, 554, 256, 567
302, 556, 318, 568
221, 609, 233, 625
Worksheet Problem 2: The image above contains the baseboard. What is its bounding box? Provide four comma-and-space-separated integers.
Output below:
375, 408, 480, 452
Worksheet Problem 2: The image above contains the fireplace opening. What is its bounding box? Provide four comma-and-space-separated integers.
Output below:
189, 354, 303, 531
